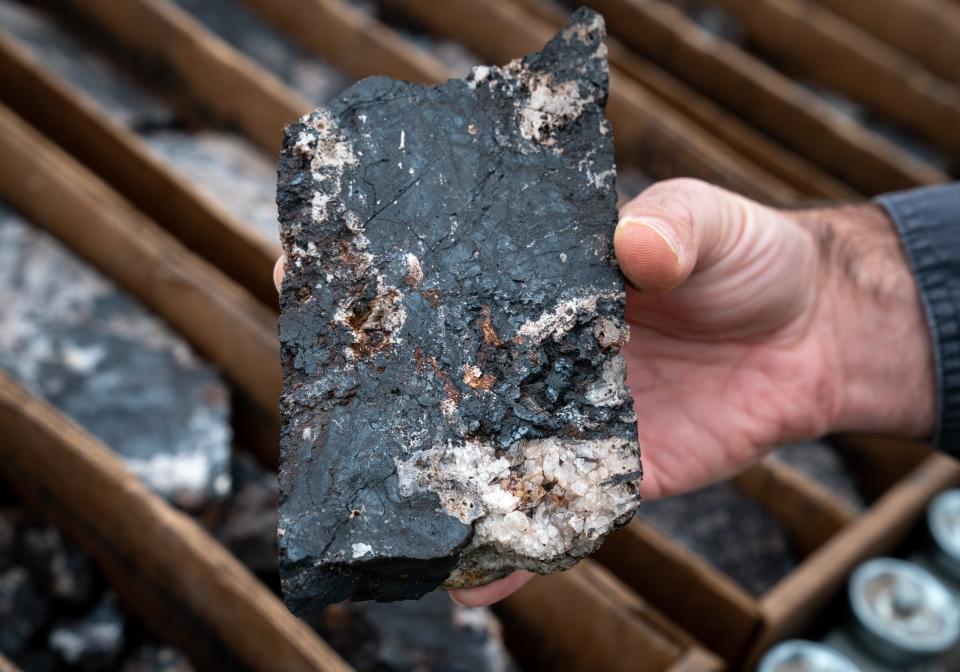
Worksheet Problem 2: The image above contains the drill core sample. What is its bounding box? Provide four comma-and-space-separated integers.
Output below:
277, 8, 641, 612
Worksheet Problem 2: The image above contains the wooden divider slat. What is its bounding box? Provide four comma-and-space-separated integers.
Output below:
732, 457, 857, 558
388, 0, 802, 205
498, 560, 722, 672
593, 519, 759, 663
242, 0, 451, 84
747, 452, 960, 668
665, 649, 725, 672
511, 0, 858, 200
579, 0, 948, 194
811, 0, 960, 88
711, 0, 960, 157
65, 0, 311, 155
0, 373, 352, 672
832, 435, 933, 499
0, 31, 282, 309
0, 103, 281, 458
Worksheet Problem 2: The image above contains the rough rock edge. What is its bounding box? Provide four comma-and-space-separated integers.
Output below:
277, 7, 640, 605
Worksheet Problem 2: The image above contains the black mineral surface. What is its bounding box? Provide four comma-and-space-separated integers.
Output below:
277, 8, 641, 611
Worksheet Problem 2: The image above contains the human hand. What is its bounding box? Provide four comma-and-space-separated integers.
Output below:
452, 177, 935, 606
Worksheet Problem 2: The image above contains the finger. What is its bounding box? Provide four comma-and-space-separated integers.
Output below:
449, 571, 535, 607
614, 178, 747, 292
273, 256, 285, 292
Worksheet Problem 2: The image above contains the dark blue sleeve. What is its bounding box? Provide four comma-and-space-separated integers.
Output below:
877, 183, 960, 454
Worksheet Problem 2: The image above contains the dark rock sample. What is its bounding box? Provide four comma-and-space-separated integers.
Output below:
0, 203, 232, 506
639, 482, 797, 596
310, 592, 517, 672
0, 0, 176, 129
277, 8, 640, 611
772, 441, 866, 510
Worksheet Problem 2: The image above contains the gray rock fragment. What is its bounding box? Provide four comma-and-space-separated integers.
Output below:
277, 8, 640, 611
172, 0, 351, 104
0, 203, 232, 505
0, 0, 176, 129
310, 592, 517, 672
639, 482, 797, 596
142, 130, 281, 243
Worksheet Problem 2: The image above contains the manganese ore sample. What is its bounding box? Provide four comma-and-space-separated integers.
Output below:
0, 203, 231, 506
277, 8, 640, 610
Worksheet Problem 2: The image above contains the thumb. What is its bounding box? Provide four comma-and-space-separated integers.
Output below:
613, 178, 746, 292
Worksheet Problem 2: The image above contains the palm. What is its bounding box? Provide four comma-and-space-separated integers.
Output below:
622, 316, 830, 500
617, 204, 830, 501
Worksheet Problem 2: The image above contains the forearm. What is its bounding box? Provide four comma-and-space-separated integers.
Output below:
799, 203, 936, 439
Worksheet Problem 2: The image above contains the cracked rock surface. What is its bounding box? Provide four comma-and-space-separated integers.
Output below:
277, 8, 640, 611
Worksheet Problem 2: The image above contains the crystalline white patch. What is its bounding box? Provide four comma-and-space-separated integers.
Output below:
396, 435, 639, 562
405, 252, 423, 286
472, 65, 490, 83
292, 110, 407, 359
517, 73, 590, 146
297, 108, 359, 225
593, 316, 629, 348
352, 542, 373, 558
584, 355, 628, 407
517, 290, 623, 343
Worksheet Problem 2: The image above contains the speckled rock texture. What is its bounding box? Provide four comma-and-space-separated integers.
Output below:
0, 203, 231, 506
311, 591, 517, 672
0, 0, 175, 130
0, 504, 196, 671
773, 441, 865, 510
639, 482, 797, 596
277, 8, 640, 611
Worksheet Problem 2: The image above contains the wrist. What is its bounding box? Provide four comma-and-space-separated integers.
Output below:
801, 204, 936, 438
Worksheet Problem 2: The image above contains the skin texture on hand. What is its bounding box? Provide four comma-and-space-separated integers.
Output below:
275, 178, 937, 608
